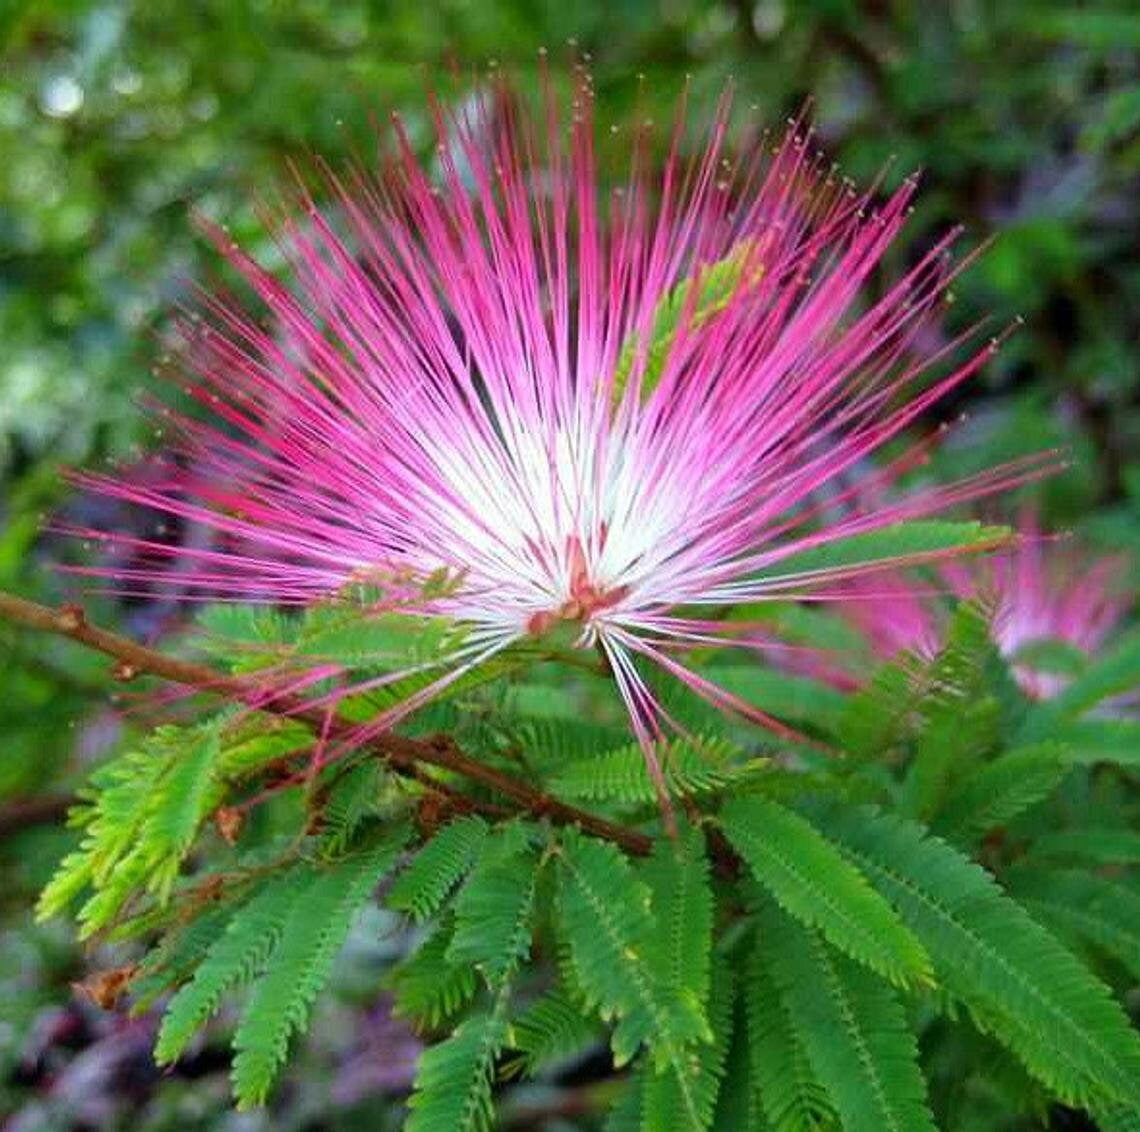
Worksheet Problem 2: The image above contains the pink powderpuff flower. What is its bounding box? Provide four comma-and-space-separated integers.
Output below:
62, 76, 1053, 800
838, 513, 1131, 699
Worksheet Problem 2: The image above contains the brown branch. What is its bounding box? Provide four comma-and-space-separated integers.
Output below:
0, 793, 76, 835
0, 591, 652, 856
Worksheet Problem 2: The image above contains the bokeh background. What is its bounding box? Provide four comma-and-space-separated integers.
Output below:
1, 2, 1138, 1128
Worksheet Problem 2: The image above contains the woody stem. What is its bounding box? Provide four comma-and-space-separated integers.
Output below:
0, 590, 652, 855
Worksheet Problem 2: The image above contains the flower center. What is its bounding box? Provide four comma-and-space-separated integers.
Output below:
525, 535, 629, 640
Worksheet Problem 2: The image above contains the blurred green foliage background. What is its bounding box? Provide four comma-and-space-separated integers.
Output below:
1, 1, 1138, 1127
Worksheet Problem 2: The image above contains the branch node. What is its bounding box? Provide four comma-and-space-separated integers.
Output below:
56, 603, 86, 633
214, 805, 244, 845
111, 660, 140, 682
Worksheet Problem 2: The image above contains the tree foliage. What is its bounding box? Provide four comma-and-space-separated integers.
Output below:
22, 587, 1140, 1128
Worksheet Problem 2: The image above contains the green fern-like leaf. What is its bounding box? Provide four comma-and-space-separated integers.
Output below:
1040, 631, 1140, 719
555, 827, 708, 1127
405, 825, 541, 1131
641, 953, 736, 1131
899, 602, 1010, 819
504, 991, 603, 1079
501, 680, 586, 721
812, 801, 1140, 1108
604, 1064, 648, 1132
753, 523, 1012, 593
1035, 718, 1140, 766
385, 916, 477, 1029
837, 660, 922, 763
612, 238, 764, 407
295, 607, 468, 667
1094, 1101, 1140, 1132
39, 752, 151, 915
550, 736, 761, 807
720, 796, 932, 988
902, 698, 1001, 821
405, 1001, 510, 1132
701, 665, 848, 734
710, 990, 766, 1132
1007, 868, 1140, 981
318, 759, 387, 856
759, 900, 937, 1132
447, 825, 543, 987
38, 722, 226, 934
746, 933, 837, 1132
930, 743, 1069, 843
388, 815, 489, 922
192, 604, 297, 663
838, 601, 1017, 771
150, 725, 222, 870
639, 825, 714, 1018
215, 716, 314, 779
155, 863, 312, 1065
1026, 827, 1140, 866
230, 826, 410, 1107
517, 716, 630, 770
129, 901, 238, 1012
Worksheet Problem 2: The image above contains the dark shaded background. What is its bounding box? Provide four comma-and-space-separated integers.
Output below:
1, 2, 1138, 1127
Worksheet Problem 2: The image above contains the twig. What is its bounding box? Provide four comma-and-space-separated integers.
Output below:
0, 591, 653, 856
0, 793, 76, 835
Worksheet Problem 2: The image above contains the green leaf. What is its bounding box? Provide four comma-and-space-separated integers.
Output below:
1094, 1100, 1140, 1132
406, 1001, 510, 1132
129, 902, 239, 1012
812, 802, 1140, 1108
745, 935, 837, 1132
388, 815, 489, 922
518, 716, 629, 769
447, 826, 542, 987
838, 660, 920, 763
1026, 827, 1140, 866
931, 743, 1069, 843
641, 954, 735, 1131
150, 725, 222, 865
38, 721, 227, 933
404, 827, 542, 1131
215, 717, 314, 779
704, 665, 848, 733
501, 681, 584, 721
613, 239, 764, 407
1007, 637, 1089, 679
36, 844, 97, 925
759, 901, 936, 1132
550, 735, 763, 807
230, 828, 410, 1107
902, 697, 1002, 822
605, 1065, 648, 1132
720, 796, 932, 988
504, 991, 602, 1079
1007, 868, 1140, 981
155, 863, 312, 1065
711, 991, 766, 1132
639, 825, 714, 1018
1038, 719, 1140, 766
752, 523, 1012, 591
385, 916, 477, 1029
193, 604, 297, 659
555, 828, 707, 1120
296, 608, 467, 667
318, 759, 386, 856
900, 602, 1013, 819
